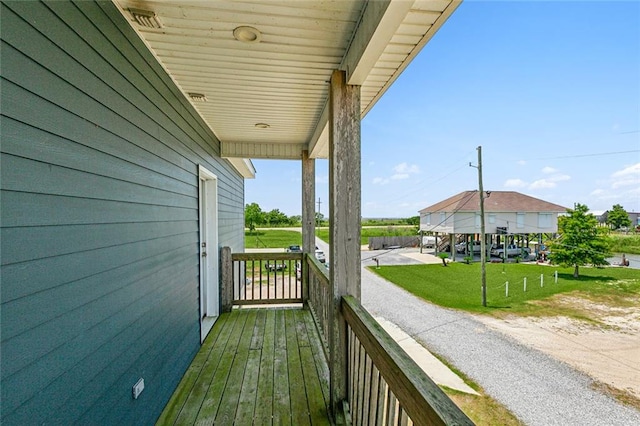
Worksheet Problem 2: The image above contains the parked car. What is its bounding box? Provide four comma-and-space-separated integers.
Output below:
264, 261, 287, 272
490, 244, 531, 259
287, 245, 302, 253
455, 241, 482, 253
315, 249, 326, 263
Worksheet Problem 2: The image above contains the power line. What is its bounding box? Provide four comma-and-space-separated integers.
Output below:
524, 149, 640, 161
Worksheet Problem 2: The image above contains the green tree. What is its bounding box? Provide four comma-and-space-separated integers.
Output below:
245, 202, 264, 233
405, 216, 420, 226
288, 215, 302, 226
265, 209, 288, 226
606, 204, 631, 230
549, 203, 611, 278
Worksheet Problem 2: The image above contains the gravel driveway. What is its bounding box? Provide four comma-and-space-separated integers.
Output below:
357, 249, 640, 426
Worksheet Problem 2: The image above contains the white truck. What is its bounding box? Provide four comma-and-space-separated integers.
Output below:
490, 244, 531, 259
455, 241, 482, 254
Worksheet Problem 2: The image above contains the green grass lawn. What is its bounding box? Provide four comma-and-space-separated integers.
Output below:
244, 230, 301, 249
371, 262, 640, 314
316, 225, 416, 245
610, 234, 640, 255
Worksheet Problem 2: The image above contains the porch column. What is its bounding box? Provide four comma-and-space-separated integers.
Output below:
328, 69, 361, 416
302, 149, 315, 302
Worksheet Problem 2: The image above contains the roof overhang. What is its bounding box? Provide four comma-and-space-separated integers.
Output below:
113, 0, 461, 174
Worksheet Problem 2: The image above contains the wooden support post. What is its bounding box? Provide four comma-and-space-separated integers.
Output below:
450, 233, 454, 261
328, 69, 361, 418
302, 150, 315, 303
220, 246, 233, 312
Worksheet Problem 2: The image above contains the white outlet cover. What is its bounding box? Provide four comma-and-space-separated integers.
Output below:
132, 378, 145, 399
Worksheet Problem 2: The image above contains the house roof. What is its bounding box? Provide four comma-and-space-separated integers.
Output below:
418, 190, 568, 214
112, 0, 461, 167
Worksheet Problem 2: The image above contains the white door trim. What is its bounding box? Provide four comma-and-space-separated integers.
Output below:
198, 165, 219, 342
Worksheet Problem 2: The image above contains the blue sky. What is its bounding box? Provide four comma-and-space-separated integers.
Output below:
246, 0, 640, 218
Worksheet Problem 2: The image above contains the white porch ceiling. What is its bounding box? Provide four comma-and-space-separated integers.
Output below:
113, 0, 460, 167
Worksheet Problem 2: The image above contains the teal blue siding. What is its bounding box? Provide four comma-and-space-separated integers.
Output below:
1, 1, 245, 424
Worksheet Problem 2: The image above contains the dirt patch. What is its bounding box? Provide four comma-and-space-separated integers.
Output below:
475, 294, 640, 409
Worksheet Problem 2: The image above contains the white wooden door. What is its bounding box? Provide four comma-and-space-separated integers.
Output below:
198, 166, 219, 342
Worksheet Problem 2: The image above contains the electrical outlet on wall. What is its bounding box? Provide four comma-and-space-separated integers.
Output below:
132, 378, 145, 399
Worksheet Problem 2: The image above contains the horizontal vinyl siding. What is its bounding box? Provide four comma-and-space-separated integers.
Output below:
1, 1, 244, 424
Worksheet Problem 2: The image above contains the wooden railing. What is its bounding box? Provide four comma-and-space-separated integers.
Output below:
306, 254, 331, 357
342, 296, 474, 426
230, 252, 304, 305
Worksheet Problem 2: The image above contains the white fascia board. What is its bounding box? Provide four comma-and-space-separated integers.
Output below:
221, 141, 305, 160
307, 1, 404, 159
361, 0, 461, 117
225, 158, 256, 179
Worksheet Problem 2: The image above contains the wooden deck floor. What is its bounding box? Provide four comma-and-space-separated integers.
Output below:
157, 308, 331, 425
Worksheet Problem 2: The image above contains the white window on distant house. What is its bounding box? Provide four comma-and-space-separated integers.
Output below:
475, 213, 481, 228
538, 213, 552, 228
424, 213, 431, 225
517, 212, 525, 229
488, 214, 496, 224
439, 212, 446, 225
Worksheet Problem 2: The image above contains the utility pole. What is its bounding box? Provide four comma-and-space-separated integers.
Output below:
317, 197, 322, 226
470, 146, 487, 307
477, 146, 487, 307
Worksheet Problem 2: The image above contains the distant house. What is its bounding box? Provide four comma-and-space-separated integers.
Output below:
419, 190, 568, 236
599, 210, 640, 229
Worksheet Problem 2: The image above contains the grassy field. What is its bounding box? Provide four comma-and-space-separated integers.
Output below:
244, 230, 301, 249
316, 225, 416, 245
610, 234, 640, 255
371, 262, 640, 315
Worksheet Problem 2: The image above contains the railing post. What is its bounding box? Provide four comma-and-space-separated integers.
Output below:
220, 246, 233, 313
328, 69, 361, 418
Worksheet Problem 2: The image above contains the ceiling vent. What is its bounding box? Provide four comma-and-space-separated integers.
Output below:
128, 8, 163, 29
188, 93, 207, 102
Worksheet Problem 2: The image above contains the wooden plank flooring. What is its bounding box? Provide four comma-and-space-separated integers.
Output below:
157, 308, 331, 425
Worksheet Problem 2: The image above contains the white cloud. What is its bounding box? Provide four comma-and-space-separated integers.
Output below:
368, 161, 375, 166
370, 162, 420, 185
590, 189, 605, 196
504, 178, 527, 188
517, 160, 527, 166
393, 162, 420, 175
611, 163, 640, 188
528, 169, 570, 190
530, 179, 557, 189
315, 175, 328, 184
372, 177, 389, 185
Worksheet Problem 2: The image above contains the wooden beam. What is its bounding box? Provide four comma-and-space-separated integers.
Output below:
341, 1, 411, 85
302, 150, 315, 302
328, 69, 361, 417
221, 141, 305, 159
